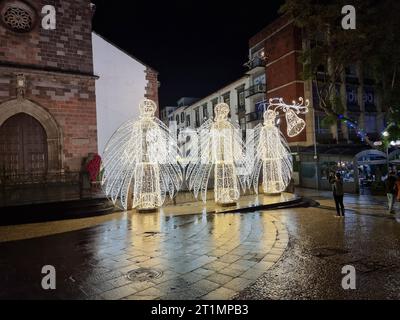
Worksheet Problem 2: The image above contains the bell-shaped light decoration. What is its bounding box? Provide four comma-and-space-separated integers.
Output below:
285, 109, 306, 137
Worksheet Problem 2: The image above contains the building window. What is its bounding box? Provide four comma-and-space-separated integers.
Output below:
363, 65, 374, 80
202, 104, 208, 120
345, 64, 357, 77
315, 114, 331, 134
237, 88, 245, 112
181, 112, 184, 123
1, 1, 37, 33
176, 115, 179, 124
186, 115, 191, 127
346, 113, 360, 137
346, 85, 358, 106
222, 92, 230, 105
195, 108, 200, 127
363, 86, 375, 106
365, 114, 377, 133
211, 98, 218, 119
253, 74, 266, 85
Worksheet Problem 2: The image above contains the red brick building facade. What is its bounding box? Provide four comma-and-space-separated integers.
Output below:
248, 15, 314, 146
249, 15, 387, 191
0, 0, 97, 181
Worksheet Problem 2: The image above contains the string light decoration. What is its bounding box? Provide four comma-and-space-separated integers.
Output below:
268, 97, 309, 137
185, 103, 249, 205
248, 97, 309, 194
338, 114, 367, 141
101, 99, 183, 211
249, 109, 293, 194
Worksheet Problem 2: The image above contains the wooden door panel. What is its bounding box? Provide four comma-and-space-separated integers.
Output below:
0, 113, 48, 176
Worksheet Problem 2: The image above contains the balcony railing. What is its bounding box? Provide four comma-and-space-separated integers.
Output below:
244, 84, 266, 98
245, 57, 266, 74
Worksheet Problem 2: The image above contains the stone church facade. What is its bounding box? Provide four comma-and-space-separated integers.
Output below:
0, 0, 97, 183
0, 0, 159, 186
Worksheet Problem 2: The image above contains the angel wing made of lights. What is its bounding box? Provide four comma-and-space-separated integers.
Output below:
185, 103, 250, 203
101, 99, 183, 210
249, 110, 293, 194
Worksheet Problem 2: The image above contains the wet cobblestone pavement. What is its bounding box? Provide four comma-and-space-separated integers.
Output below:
0, 211, 287, 300
1, 191, 400, 300
236, 207, 400, 300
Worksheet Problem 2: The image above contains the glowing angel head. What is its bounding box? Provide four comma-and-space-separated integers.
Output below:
214, 103, 230, 121
139, 98, 157, 118
264, 110, 277, 127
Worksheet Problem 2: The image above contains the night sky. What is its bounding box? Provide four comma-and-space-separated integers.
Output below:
91, 0, 284, 108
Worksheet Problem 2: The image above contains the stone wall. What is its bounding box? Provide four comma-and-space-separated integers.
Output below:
0, 0, 97, 176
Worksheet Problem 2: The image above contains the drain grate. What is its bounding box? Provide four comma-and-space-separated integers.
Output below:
126, 268, 163, 282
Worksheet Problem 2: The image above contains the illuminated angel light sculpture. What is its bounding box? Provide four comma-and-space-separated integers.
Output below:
250, 97, 309, 194
186, 102, 249, 205
101, 99, 183, 211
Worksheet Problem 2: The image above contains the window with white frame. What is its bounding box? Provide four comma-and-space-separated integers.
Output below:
195, 108, 200, 127
202, 104, 208, 120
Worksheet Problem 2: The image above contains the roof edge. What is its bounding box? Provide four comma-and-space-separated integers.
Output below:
92, 31, 158, 74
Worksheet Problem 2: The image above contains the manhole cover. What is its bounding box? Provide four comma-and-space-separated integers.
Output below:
126, 268, 163, 282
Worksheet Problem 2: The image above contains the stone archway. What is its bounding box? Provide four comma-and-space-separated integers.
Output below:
0, 99, 63, 173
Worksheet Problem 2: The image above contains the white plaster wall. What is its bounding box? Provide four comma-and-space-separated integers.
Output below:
92, 32, 147, 155
173, 77, 250, 129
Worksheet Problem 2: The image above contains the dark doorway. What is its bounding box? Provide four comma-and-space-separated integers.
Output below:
0, 113, 48, 176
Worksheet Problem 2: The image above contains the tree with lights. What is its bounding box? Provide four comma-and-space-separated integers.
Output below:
101, 99, 183, 210
281, 0, 400, 147
185, 102, 249, 205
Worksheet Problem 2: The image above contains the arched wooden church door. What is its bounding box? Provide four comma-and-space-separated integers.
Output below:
0, 113, 48, 176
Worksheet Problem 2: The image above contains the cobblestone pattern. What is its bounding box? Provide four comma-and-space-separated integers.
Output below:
0, 211, 289, 300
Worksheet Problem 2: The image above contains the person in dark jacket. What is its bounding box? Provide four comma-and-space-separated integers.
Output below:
385, 171, 397, 214
329, 172, 345, 217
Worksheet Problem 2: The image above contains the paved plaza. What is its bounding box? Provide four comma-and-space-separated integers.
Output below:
0, 209, 288, 300
1, 189, 399, 300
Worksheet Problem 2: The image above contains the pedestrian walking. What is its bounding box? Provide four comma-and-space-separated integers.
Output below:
396, 172, 400, 202
386, 171, 398, 214
329, 172, 345, 217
